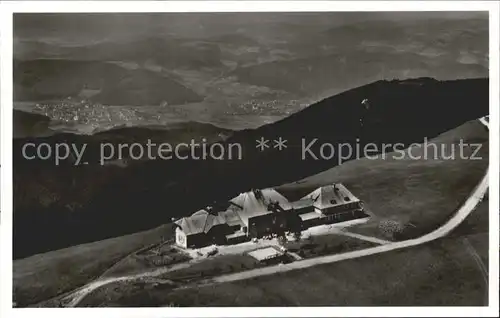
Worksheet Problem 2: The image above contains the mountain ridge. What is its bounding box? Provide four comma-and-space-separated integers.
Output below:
13, 77, 488, 258
14, 59, 204, 106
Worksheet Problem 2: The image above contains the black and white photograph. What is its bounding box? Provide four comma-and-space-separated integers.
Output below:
1, 1, 499, 314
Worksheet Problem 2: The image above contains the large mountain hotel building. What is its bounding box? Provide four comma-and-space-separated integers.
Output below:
174, 184, 368, 248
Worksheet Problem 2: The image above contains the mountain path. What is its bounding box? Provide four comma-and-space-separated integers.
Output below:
59, 117, 489, 307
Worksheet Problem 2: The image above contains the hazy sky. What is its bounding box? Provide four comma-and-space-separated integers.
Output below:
14, 11, 487, 42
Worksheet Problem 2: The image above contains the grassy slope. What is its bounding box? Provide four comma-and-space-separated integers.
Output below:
162, 232, 488, 306
99, 244, 191, 279
161, 198, 489, 307
100, 233, 376, 280
13, 224, 173, 307
14, 119, 488, 307
14, 113, 488, 305
76, 196, 490, 307
77, 254, 260, 307
78, 119, 489, 307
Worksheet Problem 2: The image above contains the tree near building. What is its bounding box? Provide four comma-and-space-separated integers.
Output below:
378, 219, 406, 239
277, 235, 287, 246
293, 231, 302, 241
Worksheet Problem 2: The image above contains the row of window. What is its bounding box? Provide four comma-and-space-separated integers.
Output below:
325, 210, 360, 221
330, 202, 360, 211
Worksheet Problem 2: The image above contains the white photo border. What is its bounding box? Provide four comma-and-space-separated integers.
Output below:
1, 1, 498, 317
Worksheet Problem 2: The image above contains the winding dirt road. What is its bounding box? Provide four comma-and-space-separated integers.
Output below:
206, 116, 490, 284
59, 257, 206, 307
208, 167, 488, 284
60, 117, 490, 307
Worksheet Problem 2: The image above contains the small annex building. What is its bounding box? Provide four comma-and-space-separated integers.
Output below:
297, 183, 365, 228
174, 210, 228, 248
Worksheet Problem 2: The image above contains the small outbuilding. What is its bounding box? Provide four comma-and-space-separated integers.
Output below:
247, 246, 285, 264
174, 210, 228, 248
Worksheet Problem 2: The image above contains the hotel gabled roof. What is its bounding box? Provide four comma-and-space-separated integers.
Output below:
229, 188, 292, 226
302, 183, 359, 210
175, 209, 226, 236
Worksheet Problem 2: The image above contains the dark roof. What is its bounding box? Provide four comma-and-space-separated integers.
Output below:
176, 188, 294, 235
291, 198, 315, 209
231, 188, 292, 226
175, 210, 226, 236
219, 209, 244, 227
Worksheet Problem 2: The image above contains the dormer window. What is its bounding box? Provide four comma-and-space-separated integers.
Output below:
330, 199, 337, 204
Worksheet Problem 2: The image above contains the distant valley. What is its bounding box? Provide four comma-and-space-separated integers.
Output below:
14, 17, 488, 109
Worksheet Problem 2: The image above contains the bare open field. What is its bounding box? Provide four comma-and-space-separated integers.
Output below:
284, 233, 377, 259
278, 120, 488, 242
100, 243, 191, 278
78, 254, 260, 307
156, 232, 489, 306
13, 224, 173, 307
